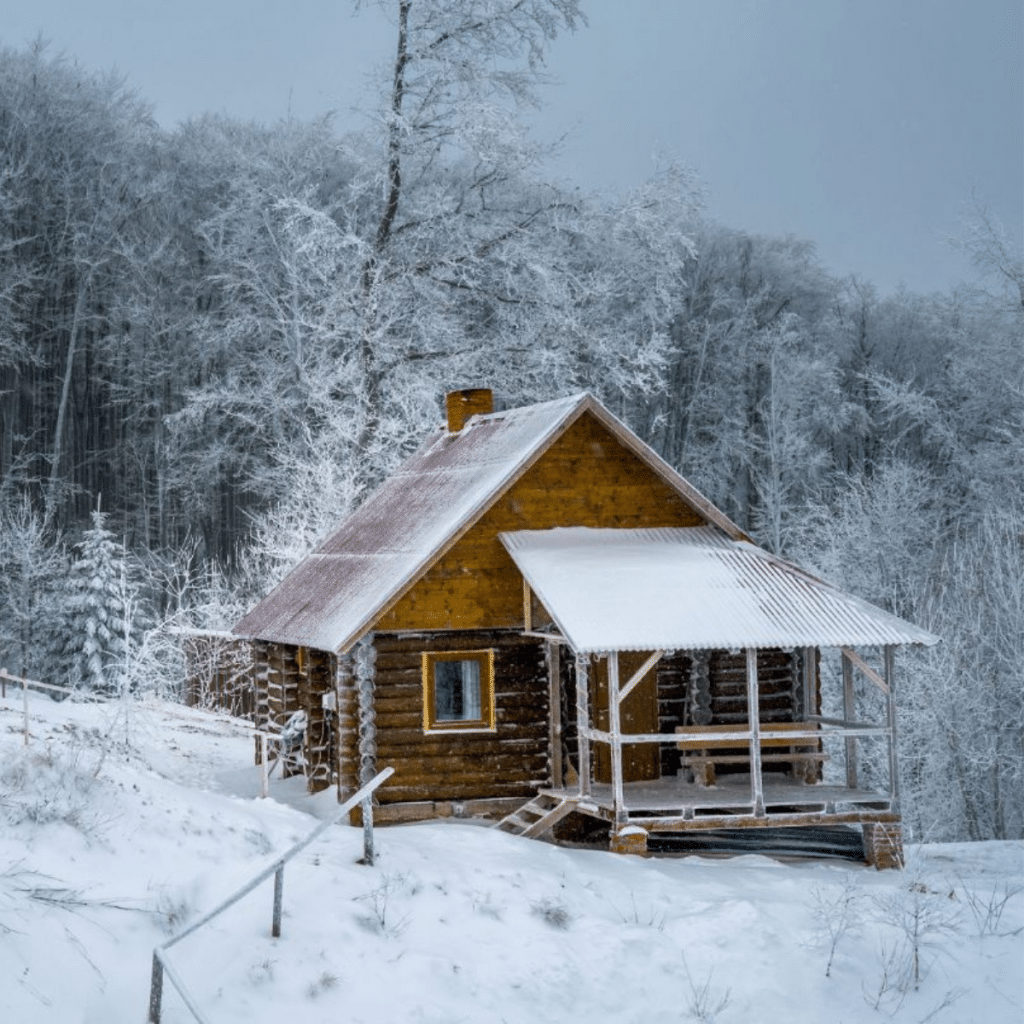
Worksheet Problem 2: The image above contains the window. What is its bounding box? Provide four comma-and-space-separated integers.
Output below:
422, 650, 495, 732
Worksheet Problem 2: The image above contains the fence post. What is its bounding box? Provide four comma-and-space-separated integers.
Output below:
361, 795, 375, 866
272, 864, 284, 937
260, 733, 269, 799
355, 636, 377, 866
148, 951, 164, 1023
1, 667, 6, 698
23, 683, 29, 746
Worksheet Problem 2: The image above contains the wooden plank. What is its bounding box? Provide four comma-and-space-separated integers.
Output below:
607, 653, 626, 819
801, 646, 815, 720
548, 641, 562, 788
576, 653, 591, 798
674, 722, 824, 747
746, 648, 764, 816
622, 809, 900, 832
842, 650, 858, 788
378, 770, 547, 792
378, 765, 548, 788
884, 645, 900, 804
618, 650, 664, 704
841, 647, 889, 694
380, 781, 545, 803
371, 797, 526, 823
522, 796, 578, 838
679, 752, 826, 766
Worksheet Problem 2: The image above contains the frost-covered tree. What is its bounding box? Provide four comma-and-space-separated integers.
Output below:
61, 508, 136, 695
349, 0, 586, 454
0, 498, 69, 680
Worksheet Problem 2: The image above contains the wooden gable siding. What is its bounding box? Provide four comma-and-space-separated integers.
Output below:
370, 630, 549, 805
373, 412, 707, 633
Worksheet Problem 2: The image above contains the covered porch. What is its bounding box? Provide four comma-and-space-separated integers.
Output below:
499, 527, 938, 866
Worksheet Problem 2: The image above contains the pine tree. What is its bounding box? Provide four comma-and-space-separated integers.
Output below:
62, 509, 131, 695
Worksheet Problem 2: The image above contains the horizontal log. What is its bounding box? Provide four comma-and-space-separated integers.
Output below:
376, 631, 543, 653
370, 797, 527, 823
379, 765, 547, 790
376, 734, 546, 757
380, 783, 543, 804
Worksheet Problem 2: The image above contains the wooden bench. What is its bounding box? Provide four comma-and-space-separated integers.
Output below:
675, 722, 826, 787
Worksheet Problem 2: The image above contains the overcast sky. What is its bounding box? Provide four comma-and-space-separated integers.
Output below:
2, 0, 1020, 295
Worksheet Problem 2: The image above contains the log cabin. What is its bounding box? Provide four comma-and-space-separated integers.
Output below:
232, 389, 938, 868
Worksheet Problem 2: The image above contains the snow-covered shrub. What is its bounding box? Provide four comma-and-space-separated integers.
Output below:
531, 895, 572, 930
0, 735, 109, 835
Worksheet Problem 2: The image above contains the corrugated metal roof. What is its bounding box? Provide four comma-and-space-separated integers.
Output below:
233, 393, 745, 653
500, 527, 939, 652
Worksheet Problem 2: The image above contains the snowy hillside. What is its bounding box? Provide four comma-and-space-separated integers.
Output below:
1, 690, 1021, 1024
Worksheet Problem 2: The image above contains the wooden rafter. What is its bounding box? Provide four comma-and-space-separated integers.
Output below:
841, 646, 889, 693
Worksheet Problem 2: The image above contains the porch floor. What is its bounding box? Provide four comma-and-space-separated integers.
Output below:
542, 772, 896, 832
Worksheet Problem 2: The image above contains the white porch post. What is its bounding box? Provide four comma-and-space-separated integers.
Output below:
745, 647, 765, 816
801, 646, 817, 718
547, 641, 563, 788
607, 652, 626, 823
842, 650, 859, 788
574, 652, 591, 799
884, 645, 900, 806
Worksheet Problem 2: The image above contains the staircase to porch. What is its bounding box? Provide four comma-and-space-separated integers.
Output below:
495, 792, 579, 839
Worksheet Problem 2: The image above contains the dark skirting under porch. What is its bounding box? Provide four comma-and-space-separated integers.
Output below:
647, 825, 866, 861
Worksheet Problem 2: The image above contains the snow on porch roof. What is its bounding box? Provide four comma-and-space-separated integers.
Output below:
500, 527, 939, 653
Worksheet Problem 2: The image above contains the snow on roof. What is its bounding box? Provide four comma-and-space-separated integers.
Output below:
500, 527, 939, 653
233, 393, 741, 653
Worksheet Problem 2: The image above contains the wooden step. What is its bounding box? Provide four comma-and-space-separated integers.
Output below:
495, 793, 579, 839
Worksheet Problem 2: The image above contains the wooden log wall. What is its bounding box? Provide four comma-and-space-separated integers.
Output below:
261, 642, 302, 777
252, 640, 336, 790
298, 646, 335, 793
252, 639, 272, 765
656, 653, 693, 778
334, 651, 360, 798
706, 649, 800, 726
559, 647, 579, 778
371, 630, 549, 805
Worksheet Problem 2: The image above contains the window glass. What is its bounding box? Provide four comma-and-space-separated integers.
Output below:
434, 659, 481, 721
422, 650, 494, 731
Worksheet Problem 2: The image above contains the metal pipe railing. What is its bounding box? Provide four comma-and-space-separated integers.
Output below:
148, 765, 395, 1024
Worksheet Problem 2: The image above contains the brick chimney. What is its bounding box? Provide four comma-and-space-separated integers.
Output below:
445, 388, 493, 433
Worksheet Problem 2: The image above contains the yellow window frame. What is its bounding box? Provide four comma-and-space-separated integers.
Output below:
421, 649, 496, 733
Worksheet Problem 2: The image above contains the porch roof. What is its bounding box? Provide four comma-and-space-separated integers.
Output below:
500, 527, 939, 654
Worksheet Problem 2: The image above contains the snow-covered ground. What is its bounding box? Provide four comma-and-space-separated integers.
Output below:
1, 690, 1021, 1024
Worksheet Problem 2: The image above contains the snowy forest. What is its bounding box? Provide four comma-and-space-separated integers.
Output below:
0, 1, 1020, 846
